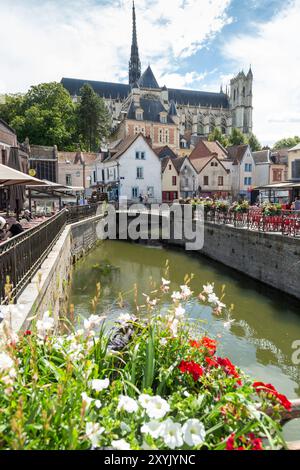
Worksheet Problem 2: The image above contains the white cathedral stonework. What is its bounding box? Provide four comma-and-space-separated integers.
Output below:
61, 2, 253, 152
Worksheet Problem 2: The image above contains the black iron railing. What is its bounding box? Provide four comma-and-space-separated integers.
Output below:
66, 203, 102, 224
0, 210, 67, 304
0, 203, 104, 305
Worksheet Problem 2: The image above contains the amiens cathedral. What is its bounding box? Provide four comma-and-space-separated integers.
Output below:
62, 2, 253, 151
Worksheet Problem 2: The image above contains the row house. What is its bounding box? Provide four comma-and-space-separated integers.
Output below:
226, 144, 256, 200
288, 144, 300, 181
161, 156, 198, 202
94, 134, 162, 203
252, 150, 287, 186
57, 151, 100, 198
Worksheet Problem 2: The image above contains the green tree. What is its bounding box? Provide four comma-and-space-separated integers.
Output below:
273, 136, 300, 150
228, 128, 246, 146
76, 83, 111, 152
0, 82, 77, 150
208, 128, 229, 148
247, 133, 262, 152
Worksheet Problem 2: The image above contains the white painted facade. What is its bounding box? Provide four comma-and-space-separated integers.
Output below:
95, 135, 162, 203
230, 146, 255, 199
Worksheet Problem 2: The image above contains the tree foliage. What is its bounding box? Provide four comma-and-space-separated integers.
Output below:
208, 128, 229, 148
76, 83, 111, 152
0, 83, 77, 150
273, 136, 300, 150
0, 82, 111, 151
228, 128, 246, 146
247, 133, 262, 152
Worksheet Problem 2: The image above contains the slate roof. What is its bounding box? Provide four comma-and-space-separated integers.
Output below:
61, 78, 131, 100
252, 150, 270, 164
127, 98, 175, 124
168, 88, 229, 108
169, 100, 177, 116
138, 66, 160, 89
61, 78, 229, 109
161, 157, 172, 173
154, 146, 178, 160
226, 145, 249, 165
0, 118, 16, 135
289, 143, 300, 151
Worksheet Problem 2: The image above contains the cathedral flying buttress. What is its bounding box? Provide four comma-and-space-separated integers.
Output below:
61, 1, 253, 151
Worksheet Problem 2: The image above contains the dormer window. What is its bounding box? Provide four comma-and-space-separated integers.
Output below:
160, 112, 167, 124
135, 109, 144, 121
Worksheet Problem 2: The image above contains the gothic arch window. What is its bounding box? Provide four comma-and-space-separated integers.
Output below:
234, 89, 236, 101
197, 119, 204, 135
242, 86, 246, 98
221, 118, 227, 135
209, 117, 215, 133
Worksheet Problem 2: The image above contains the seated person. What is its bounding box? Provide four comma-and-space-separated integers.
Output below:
6, 218, 24, 238
0, 216, 8, 241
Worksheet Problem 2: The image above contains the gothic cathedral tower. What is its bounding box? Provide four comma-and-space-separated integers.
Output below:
229, 68, 253, 135
129, 1, 141, 86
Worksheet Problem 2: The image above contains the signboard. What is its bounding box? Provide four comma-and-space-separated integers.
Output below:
29, 169, 36, 177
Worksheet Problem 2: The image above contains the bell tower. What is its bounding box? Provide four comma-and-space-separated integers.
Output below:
230, 67, 253, 134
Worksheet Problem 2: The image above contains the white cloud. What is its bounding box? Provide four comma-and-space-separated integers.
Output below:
0, 0, 231, 93
223, 0, 300, 145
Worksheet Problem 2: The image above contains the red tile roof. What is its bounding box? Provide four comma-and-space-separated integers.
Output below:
189, 140, 228, 160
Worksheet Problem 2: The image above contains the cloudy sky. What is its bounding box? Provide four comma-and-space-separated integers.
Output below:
0, 0, 299, 145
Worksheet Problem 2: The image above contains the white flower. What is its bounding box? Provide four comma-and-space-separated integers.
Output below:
208, 293, 219, 306
118, 313, 133, 324
84, 315, 104, 330
162, 278, 170, 286
161, 418, 183, 449
86, 422, 104, 447
111, 439, 131, 450
91, 378, 110, 392
160, 338, 168, 346
144, 396, 170, 419
141, 420, 163, 439
203, 283, 214, 295
117, 395, 138, 413
95, 400, 102, 409
182, 419, 206, 447
81, 392, 93, 409
0, 352, 14, 371
138, 394, 153, 409
168, 318, 179, 337
171, 291, 182, 302
174, 305, 185, 319
180, 285, 193, 299
36, 311, 54, 336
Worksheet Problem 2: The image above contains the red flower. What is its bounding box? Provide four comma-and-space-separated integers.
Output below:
253, 382, 292, 411
205, 356, 219, 368
179, 360, 204, 382
217, 357, 242, 385
225, 433, 263, 451
24, 330, 32, 336
189, 337, 217, 356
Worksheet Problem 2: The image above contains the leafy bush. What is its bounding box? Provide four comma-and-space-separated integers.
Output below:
0, 279, 290, 450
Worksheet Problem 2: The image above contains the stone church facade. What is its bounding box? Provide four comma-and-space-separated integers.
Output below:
61, 2, 253, 151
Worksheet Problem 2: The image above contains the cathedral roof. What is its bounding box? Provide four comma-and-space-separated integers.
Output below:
138, 66, 160, 89
61, 78, 230, 109
169, 100, 177, 116
61, 78, 131, 100
127, 98, 175, 124
168, 88, 229, 108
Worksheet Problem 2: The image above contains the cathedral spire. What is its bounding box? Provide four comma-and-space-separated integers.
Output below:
129, 1, 141, 86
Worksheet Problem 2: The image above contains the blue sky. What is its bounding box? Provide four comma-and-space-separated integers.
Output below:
0, 0, 299, 145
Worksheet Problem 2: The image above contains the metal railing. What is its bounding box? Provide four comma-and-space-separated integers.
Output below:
0, 203, 104, 305
204, 209, 300, 237
0, 210, 67, 304
66, 203, 103, 224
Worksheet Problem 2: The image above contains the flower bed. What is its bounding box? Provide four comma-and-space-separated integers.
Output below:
0, 279, 291, 450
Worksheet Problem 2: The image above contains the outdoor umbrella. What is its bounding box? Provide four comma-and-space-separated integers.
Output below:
7, 147, 25, 215
0, 163, 45, 186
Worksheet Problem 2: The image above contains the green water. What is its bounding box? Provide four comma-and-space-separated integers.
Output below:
70, 240, 300, 437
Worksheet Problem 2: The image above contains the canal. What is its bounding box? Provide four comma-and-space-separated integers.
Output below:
70, 240, 300, 437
